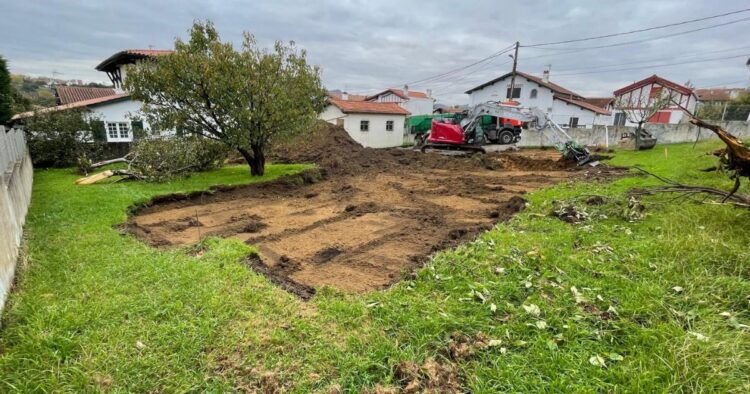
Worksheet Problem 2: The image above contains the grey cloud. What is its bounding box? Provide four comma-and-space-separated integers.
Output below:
3, 0, 749, 103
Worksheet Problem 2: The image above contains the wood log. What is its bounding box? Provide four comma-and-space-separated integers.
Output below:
75, 170, 115, 185
75, 169, 142, 185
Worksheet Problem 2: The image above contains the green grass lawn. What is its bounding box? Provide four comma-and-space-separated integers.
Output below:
1, 144, 749, 392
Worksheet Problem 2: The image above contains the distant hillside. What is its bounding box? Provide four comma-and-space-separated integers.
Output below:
11, 74, 113, 111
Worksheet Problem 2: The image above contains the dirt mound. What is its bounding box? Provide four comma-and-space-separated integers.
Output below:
271, 122, 585, 175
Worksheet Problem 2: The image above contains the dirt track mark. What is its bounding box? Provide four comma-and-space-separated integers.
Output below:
127, 124, 623, 295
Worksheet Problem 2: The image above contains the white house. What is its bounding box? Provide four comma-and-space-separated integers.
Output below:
366, 87, 434, 116
611, 75, 697, 126
464, 70, 611, 128
319, 99, 410, 148
13, 49, 173, 143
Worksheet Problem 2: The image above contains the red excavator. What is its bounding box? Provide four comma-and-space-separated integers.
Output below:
419, 102, 593, 165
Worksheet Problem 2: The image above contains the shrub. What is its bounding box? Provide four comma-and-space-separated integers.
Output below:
131, 136, 229, 181
0, 56, 12, 125
23, 109, 106, 169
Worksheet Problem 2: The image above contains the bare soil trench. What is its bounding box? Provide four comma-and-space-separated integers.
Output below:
126, 124, 619, 298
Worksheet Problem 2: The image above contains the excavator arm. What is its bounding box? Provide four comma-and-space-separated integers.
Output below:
475, 105, 593, 165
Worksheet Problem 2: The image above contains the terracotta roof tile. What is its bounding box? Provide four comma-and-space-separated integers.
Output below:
695, 88, 747, 102
95, 49, 174, 71
613, 75, 693, 97
329, 99, 410, 115
366, 88, 429, 101
12, 93, 131, 120
465, 71, 583, 99
327, 91, 368, 101
582, 97, 613, 109
554, 95, 611, 115
55, 85, 116, 104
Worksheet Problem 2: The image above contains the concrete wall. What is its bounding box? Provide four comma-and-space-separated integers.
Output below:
516, 121, 750, 148
401, 98, 434, 116
0, 126, 33, 315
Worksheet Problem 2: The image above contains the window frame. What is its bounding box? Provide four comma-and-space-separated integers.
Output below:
105, 121, 132, 141
506, 87, 521, 99
613, 112, 627, 126
360, 119, 370, 132
106, 122, 118, 140
385, 120, 394, 132
569, 117, 579, 128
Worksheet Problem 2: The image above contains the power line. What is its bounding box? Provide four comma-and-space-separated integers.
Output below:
552, 45, 750, 73
523, 8, 750, 47
521, 16, 750, 51
416, 14, 750, 92
553, 53, 750, 77
695, 80, 749, 88
404, 44, 516, 86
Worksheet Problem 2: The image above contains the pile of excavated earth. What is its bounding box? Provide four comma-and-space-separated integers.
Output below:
127, 123, 619, 298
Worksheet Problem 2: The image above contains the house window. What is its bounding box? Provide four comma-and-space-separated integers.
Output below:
106, 121, 131, 141
107, 122, 118, 140
530, 89, 538, 99
569, 117, 579, 128
360, 120, 369, 132
386, 120, 394, 131
506, 87, 521, 99
613, 112, 627, 126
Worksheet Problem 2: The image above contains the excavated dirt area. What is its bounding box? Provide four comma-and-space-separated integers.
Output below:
127, 124, 620, 298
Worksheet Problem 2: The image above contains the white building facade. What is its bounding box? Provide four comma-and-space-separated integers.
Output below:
366, 88, 434, 116
319, 99, 409, 148
465, 71, 611, 128
611, 75, 698, 126
12, 49, 173, 143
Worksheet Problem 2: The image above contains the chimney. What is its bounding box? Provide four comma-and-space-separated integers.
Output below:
403, 84, 409, 98
342, 91, 349, 100
542, 65, 551, 83
426, 89, 432, 98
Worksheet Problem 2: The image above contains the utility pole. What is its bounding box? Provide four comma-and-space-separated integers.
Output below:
508, 41, 520, 101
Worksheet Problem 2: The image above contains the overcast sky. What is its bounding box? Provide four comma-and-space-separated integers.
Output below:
4, 0, 750, 104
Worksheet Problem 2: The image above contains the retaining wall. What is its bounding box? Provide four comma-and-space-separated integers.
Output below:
0, 126, 33, 314
517, 121, 750, 148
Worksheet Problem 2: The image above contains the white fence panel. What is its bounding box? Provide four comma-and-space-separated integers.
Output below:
0, 126, 33, 315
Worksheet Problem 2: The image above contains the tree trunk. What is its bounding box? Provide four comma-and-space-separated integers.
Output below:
237, 146, 265, 176
635, 121, 643, 150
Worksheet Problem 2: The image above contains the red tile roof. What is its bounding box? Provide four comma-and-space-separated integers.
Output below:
329, 98, 410, 115
465, 71, 583, 99
695, 88, 747, 102
95, 49, 174, 71
366, 88, 429, 101
554, 95, 611, 115
327, 91, 368, 101
12, 93, 131, 120
55, 85, 116, 105
583, 97, 614, 109
613, 75, 693, 97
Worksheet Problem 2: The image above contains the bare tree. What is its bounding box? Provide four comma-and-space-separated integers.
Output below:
613, 86, 677, 150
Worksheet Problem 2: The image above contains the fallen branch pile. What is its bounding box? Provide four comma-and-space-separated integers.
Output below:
630, 167, 750, 208
689, 117, 750, 199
